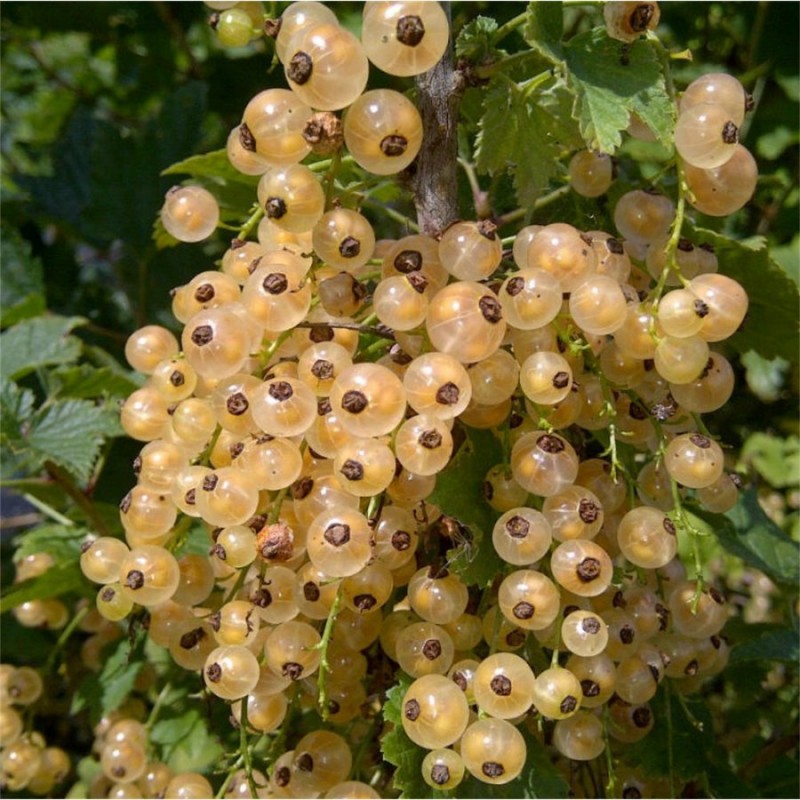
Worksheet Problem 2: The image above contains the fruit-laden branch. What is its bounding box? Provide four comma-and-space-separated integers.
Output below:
411, 1, 464, 236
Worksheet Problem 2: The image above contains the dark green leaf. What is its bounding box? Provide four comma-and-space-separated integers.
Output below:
52, 364, 140, 399
428, 427, 506, 587
698, 488, 800, 586
730, 626, 800, 664
0, 561, 85, 612
81, 83, 208, 250
523, 1, 563, 63
770, 235, 800, 287
455, 16, 500, 64
430, 427, 502, 538
475, 74, 582, 205
150, 706, 225, 773
626, 690, 715, 782
72, 634, 146, 722
0, 230, 46, 326
15, 106, 96, 227
0, 315, 85, 380
688, 227, 800, 363
564, 30, 675, 152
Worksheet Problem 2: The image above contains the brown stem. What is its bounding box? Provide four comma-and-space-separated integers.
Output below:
411, 2, 464, 236
293, 321, 395, 340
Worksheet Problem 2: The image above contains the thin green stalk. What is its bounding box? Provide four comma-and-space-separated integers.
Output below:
239, 696, 259, 799
665, 685, 676, 799
237, 205, 265, 240
602, 705, 617, 797
267, 486, 290, 525
43, 605, 88, 675
491, 11, 528, 44
474, 49, 540, 80
495, 185, 572, 228
20, 492, 74, 527
223, 562, 251, 605
146, 681, 173, 730
215, 754, 245, 800
362, 199, 419, 232
315, 585, 343, 721
323, 149, 342, 209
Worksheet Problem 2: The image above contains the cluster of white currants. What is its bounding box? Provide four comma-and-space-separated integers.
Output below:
0, 665, 70, 795
94, 1, 759, 797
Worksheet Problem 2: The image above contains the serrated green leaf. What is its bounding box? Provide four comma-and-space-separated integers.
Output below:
698, 488, 800, 586
52, 364, 140, 399
730, 625, 800, 664
740, 433, 800, 487
0, 229, 46, 326
150, 706, 225, 774
0, 561, 85, 612
455, 15, 500, 64
523, 1, 563, 63
475, 74, 582, 206
26, 400, 122, 483
0, 315, 85, 380
564, 30, 674, 152
688, 227, 800, 364
72, 634, 146, 722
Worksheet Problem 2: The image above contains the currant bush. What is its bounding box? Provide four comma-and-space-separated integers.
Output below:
2, 2, 798, 799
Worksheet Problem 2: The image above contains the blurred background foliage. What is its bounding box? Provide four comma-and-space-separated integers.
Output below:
0, 2, 798, 797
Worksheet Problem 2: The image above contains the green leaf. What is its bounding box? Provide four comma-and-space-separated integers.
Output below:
455, 16, 500, 64
0, 229, 46, 326
51, 364, 140, 399
741, 351, 791, 403
28, 400, 122, 483
13, 522, 89, 563
0, 315, 85, 381
381, 676, 433, 799
161, 148, 258, 187
0, 561, 85, 612
770, 235, 800, 287
740, 433, 800, 487
428, 427, 506, 587
72, 634, 146, 722
2, 386, 122, 483
523, 1, 563, 63
564, 30, 675, 152
150, 706, 225, 774
700, 488, 800, 586
730, 625, 800, 664
626, 690, 715, 782
475, 74, 582, 206
688, 227, 800, 363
